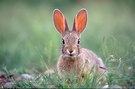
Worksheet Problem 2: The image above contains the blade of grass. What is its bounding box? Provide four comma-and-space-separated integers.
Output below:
35, 46, 48, 70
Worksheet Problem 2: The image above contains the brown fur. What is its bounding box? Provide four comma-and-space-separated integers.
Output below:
53, 8, 106, 79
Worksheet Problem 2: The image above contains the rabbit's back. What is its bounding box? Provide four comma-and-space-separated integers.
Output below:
81, 48, 105, 73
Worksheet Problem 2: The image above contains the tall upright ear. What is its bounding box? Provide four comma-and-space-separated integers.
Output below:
72, 8, 87, 34
53, 9, 69, 34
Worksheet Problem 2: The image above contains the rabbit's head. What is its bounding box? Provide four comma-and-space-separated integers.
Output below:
53, 9, 87, 58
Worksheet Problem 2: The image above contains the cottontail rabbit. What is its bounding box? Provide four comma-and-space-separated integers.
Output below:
53, 8, 106, 78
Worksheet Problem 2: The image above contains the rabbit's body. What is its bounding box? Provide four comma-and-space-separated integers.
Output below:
53, 8, 106, 78
57, 48, 105, 77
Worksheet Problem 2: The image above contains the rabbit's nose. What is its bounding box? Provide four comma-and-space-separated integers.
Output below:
69, 50, 73, 53
67, 50, 74, 54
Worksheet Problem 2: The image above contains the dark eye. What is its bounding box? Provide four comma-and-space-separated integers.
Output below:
78, 39, 80, 44
62, 39, 65, 44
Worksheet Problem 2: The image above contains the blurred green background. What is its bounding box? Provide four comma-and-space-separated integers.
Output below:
0, 0, 135, 72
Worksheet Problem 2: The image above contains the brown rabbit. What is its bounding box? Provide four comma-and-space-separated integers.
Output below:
53, 8, 106, 78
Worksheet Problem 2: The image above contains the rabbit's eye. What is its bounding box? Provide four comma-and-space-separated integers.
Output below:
78, 39, 80, 44
62, 39, 65, 44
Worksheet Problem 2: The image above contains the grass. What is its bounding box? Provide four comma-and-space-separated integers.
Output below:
2, 37, 135, 88
2, 65, 106, 88
0, 0, 135, 88
2, 43, 135, 88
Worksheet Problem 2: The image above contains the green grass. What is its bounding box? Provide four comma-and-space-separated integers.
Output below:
2, 43, 135, 88
2, 37, 135, 88
3, 65, 106, 88
0, 0, 135, 88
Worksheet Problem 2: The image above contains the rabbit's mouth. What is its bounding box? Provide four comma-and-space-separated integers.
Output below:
63, 53, 77, 58
68, 53, 80, 58
68, 53, 76, 58
69, 54, 73, 56
67, 50, 77, 57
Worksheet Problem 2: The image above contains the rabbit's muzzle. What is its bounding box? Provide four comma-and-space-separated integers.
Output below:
61, 45, 81, 58
67, 49, 76, 56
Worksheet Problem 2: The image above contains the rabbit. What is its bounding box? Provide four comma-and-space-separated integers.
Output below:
53, 8, 106, 79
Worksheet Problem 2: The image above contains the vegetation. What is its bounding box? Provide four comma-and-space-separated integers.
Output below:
0, 0, 135, 88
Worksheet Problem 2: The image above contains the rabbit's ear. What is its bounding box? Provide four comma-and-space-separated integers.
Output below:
53, 9, 69, 34
73, 8, 87, 34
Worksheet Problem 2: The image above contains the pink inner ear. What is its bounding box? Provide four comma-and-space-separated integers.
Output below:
75, 9, 87, 34
53, 10, 65, 34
